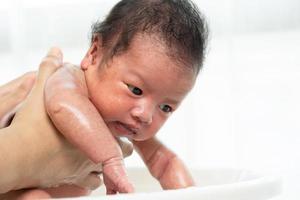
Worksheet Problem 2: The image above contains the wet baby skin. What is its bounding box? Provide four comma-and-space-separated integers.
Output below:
45, 65, 133, 194
44, 34, 196, 194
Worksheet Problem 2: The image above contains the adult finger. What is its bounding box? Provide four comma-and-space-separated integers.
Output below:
0, 72, 36, 128
35, 47, 63, 89
0, 71, 36, 101
45, 185, 90, 198
0, 189, 51, 200
16, 189, 51, 200
16, 47, 63, 118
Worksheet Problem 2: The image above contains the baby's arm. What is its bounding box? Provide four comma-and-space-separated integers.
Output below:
133, 137, 195, 189
44, 64, 133, 194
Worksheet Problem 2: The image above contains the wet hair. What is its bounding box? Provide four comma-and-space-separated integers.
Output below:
91, 0, 209, 75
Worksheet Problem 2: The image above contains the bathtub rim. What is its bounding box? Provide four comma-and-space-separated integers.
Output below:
62, 167, 282, 200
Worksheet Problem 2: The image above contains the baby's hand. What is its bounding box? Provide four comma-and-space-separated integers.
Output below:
102, 157, 134, 194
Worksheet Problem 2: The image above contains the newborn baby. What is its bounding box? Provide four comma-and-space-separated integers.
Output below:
45, 0, 208, 195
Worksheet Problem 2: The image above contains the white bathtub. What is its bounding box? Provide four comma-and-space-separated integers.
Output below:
61, 167, 281, 200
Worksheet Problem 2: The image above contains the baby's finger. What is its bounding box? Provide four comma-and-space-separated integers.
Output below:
106, 188, 117, 195
118, 179, 135, 194
36, 47, 63, 86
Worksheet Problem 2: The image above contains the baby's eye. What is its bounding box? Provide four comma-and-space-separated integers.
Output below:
159, 104, 173, 113
127, 84, 143, 96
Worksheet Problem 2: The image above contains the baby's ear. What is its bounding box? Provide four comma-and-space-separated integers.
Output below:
80, 36, 103, 70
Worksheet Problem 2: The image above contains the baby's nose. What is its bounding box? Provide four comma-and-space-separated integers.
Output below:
130, 103, 153, 125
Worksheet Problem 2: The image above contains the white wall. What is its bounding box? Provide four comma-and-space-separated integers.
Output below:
0, 0, 299, 199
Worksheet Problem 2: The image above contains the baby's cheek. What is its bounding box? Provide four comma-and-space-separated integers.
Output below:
152, 117, 167, 134
100, 97, 131, 118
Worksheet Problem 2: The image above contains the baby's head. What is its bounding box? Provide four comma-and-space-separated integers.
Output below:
81, 0, 208, 141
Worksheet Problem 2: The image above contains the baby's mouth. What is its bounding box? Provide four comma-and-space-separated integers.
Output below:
114, 121, 137, 137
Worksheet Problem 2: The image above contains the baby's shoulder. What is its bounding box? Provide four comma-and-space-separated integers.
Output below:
56, 64, 85, 84
47, 64, 87, 92
61, 64, 84, 78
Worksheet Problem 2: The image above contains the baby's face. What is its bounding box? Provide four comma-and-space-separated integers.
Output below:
82, 35, 196, 141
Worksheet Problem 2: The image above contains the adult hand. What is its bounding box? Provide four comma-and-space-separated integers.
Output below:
0, 48, 133, 199
0, 71, 36, 128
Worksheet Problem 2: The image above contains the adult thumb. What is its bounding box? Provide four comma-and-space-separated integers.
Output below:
36, 47, 63, 88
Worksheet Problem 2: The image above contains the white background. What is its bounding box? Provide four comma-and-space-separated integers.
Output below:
0, 0, 299, 199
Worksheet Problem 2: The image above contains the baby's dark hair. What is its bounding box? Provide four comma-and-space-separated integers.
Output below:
91, 0, 209, 75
